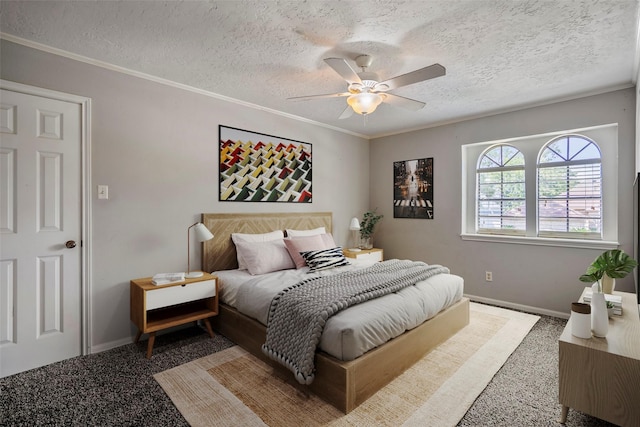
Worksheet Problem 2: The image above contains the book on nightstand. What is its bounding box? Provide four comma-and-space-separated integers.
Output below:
151, 272, 185, 286
582, 291, 622, 315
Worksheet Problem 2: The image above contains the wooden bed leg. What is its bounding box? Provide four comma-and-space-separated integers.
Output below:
559, 405, 569, 423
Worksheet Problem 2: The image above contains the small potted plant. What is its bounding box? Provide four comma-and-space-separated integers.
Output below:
359, 209, 383, 249
578, 249, 636, 337
606, 301, 615, 318
579, 249, 637, 294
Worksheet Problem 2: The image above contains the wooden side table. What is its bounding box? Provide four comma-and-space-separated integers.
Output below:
343, 247, 384, 262
130, 272, 218, 358
558, 288, 640, 426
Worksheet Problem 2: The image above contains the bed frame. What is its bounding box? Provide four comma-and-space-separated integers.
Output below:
202, 212, 470, 413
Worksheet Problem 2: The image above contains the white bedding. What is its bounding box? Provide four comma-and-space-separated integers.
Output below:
214, 258, 463, 361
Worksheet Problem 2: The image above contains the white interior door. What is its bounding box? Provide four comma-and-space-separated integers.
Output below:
0, 87, 83, 377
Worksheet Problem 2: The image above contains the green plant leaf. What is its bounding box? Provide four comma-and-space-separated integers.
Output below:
579, 273, 600, 283
579, 249, 638, 283
598, 249, 638, 278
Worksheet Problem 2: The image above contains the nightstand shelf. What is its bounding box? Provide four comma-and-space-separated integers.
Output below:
130, 272, 218, 358
146, 303, 214, 331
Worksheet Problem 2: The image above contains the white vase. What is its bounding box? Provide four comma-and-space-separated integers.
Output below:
590, 284, 608, 337
601, 273, 615, 294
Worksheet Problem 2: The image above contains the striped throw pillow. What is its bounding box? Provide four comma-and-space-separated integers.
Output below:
300, 247, 350, 272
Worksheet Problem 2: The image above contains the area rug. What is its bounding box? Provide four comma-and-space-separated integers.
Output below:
154, 302, 539, 427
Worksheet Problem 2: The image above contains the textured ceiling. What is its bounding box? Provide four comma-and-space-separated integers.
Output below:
1, 0, 638, 138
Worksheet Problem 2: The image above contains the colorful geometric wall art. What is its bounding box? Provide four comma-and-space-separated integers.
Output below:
219, 125, 312, 203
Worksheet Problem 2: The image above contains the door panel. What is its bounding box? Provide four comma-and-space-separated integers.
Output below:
0, 88, 82, 377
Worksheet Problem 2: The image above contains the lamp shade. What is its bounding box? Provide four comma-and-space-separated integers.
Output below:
193, 222, 214, 242
347, 92, 383, 115
349, 217, 361, 231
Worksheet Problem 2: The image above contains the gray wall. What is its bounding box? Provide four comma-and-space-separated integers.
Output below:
1, 40, 370, 350
370, 88, 636, 316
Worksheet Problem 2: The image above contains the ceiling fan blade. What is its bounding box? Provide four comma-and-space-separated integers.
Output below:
382, 93, 425, 111
287, 92, 350, 101
324, 58, 362, 85
338, 106, 354, 120
378, 63, 446, 91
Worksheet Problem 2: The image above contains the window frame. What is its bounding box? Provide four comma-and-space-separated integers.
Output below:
461, 124, 619, 249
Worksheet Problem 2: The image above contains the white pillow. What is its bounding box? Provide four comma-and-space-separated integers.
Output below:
231, 230, 285, 270
285, 227, 326, 237
234, 240, 295, 275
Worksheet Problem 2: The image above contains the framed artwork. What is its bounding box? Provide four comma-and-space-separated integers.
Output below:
393, 157, 434, 219
219, 125, 312, 202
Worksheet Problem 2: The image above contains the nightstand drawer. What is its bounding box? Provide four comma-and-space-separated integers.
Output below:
355, 251, 383, 262
146, 279, 216, 310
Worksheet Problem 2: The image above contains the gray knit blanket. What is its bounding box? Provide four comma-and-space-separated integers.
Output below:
261, 259, 450, 385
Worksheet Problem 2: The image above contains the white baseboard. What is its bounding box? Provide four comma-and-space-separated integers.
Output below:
464, 293, 570, 320
90, 337, 132, 354
89, 323, 200, 354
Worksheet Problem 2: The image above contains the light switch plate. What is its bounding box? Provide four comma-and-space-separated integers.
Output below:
98, 185, 109, 200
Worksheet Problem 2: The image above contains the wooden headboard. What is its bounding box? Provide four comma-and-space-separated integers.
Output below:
201, 212, 333, 273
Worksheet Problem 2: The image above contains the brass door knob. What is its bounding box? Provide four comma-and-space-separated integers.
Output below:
65, 240, 77, 249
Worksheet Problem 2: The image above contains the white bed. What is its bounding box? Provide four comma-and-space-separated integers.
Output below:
215, 258, 463, 361
202, 212, 469, 413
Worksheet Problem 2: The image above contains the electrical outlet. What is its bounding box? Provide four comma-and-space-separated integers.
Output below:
485, 271, 493, 282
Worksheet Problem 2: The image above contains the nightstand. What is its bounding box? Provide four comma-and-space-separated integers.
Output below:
343, 247, 384, 262
130, 272, 218, 358
558, 288, 640, 425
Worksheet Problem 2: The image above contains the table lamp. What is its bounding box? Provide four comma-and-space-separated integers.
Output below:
349, 217, 361, 252
187, 222, 214, 278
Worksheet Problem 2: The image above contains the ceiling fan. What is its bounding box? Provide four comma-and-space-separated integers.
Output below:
288, 55, 446, 119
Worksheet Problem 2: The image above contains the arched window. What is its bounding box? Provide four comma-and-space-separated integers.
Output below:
537, 134, 602, 238
477, 144, 525, 234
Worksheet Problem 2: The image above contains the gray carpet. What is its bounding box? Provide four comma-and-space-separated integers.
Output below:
458, 314, 613, 427
0, 312, 615, 426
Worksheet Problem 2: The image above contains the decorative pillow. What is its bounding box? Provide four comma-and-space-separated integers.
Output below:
300, 247, 350, 272
231, 230, 285, 270
234, 240, 295, 275
284, 233, 337, 269
285, 227, 326, 237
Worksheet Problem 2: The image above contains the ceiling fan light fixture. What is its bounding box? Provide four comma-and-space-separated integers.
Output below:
347, 92, 383, 115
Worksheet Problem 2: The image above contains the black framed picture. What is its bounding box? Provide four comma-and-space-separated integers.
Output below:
393, 157, 434, 219
219, 125, 312, 202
